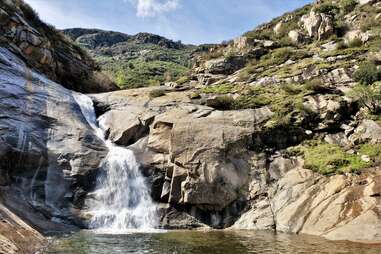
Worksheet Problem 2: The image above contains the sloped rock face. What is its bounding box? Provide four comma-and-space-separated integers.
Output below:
0, 48, 107, 231
232, 165, 381, 243
0, 203, 46, 254
0, 0, 118, 93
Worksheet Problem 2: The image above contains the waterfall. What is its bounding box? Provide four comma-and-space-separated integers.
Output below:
73, 93, 158, 233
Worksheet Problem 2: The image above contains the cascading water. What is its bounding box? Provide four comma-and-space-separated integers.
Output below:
73, 93, 158, 233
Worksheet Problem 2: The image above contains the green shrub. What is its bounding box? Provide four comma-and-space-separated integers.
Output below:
281, 83, 303, 95
303, 143, 370, 175
336, 41, 347, 50
233, 94, 271, 109
149, 89, 166, 98
304, 78, 326, 93
348, 83, 381, 113
315, 3, 340, 16
348, 38, 363, 48
176, 76, 190, 85
189, 92, 201, 99
353, 61, 381, 85
115, 70, 127, 88
201, 83, 236, 94
206, 96, 236, 110
335, 20, 350, 37
341, 0, 357, 13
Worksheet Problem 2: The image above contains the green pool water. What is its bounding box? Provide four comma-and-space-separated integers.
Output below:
45, 230, 381, 254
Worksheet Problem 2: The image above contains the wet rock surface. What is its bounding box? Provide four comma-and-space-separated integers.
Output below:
0, 48, 107, 233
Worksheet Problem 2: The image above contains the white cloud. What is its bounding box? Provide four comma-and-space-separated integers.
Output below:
129, 0, 180, 17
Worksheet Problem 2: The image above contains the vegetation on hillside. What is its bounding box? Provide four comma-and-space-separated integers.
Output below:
185, 0, 381, 175
63, 28, 208, 89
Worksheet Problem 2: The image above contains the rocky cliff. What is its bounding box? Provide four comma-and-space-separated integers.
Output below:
0, 0, 118, 93
0, 0, 381, 252
0, 1, 114, 252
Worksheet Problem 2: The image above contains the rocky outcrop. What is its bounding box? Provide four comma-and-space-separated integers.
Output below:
0, 0, 118, 93
349, 120, 381, 144
0, 48, 108, 233
201, 56, 246, 75
301, 11, 334, 40
92, 88, 273, 217
0, 203, 46, 254
232, 165, 381, 243
345, 30, 371, 43
288, 30, 304, 43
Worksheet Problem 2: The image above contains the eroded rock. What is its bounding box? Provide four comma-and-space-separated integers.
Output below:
301, 11, 334, 40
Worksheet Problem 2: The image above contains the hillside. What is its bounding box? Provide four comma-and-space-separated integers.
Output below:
0, 0, 118, 93
1, 0, 381, 252
63, 28, 211, 89
186, 0, 381, 175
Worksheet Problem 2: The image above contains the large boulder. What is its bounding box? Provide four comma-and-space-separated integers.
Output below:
301, 11, 334, 40
147, 107, 273, 209
288, 30, 304, 43
345, 30, 371, 43
0, 48, 108, 230
349, 120, 381, 144
99, 107, 157, 146
203, 56, 246, 75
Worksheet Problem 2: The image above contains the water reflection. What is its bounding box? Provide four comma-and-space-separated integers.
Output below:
46, 230, 381, 254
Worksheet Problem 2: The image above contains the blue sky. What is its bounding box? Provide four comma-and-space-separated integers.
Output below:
24, 0, 312, 45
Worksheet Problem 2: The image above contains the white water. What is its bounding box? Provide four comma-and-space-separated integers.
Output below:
73, 93, 158, 233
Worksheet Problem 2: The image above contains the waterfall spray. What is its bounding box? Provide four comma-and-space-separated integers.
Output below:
73, 93, 158, 233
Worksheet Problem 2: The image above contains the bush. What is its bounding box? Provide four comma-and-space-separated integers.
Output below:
348, 84, 381, 113
336, 41, 347, 50
115, 70, 127, 88
201, 83, 236, 94
360, 16, 379, 32
304, 78, 326, 93
176, 76, 190, 85
149, 89, 166, 98
353, 61, 381, 85
189, 92, 201, 99
315, 4, 340, 16
281, 83, 303, 95
335, 21, 349, 37
233, 94, 271, 109
348, 38, 363, 48
342, 0, 357, 13
206, 96, 236, 110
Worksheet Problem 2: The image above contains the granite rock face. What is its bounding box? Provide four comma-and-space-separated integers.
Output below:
232, 165, 381, 243
0, 203, 46, 254
0, 48, 108, 231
